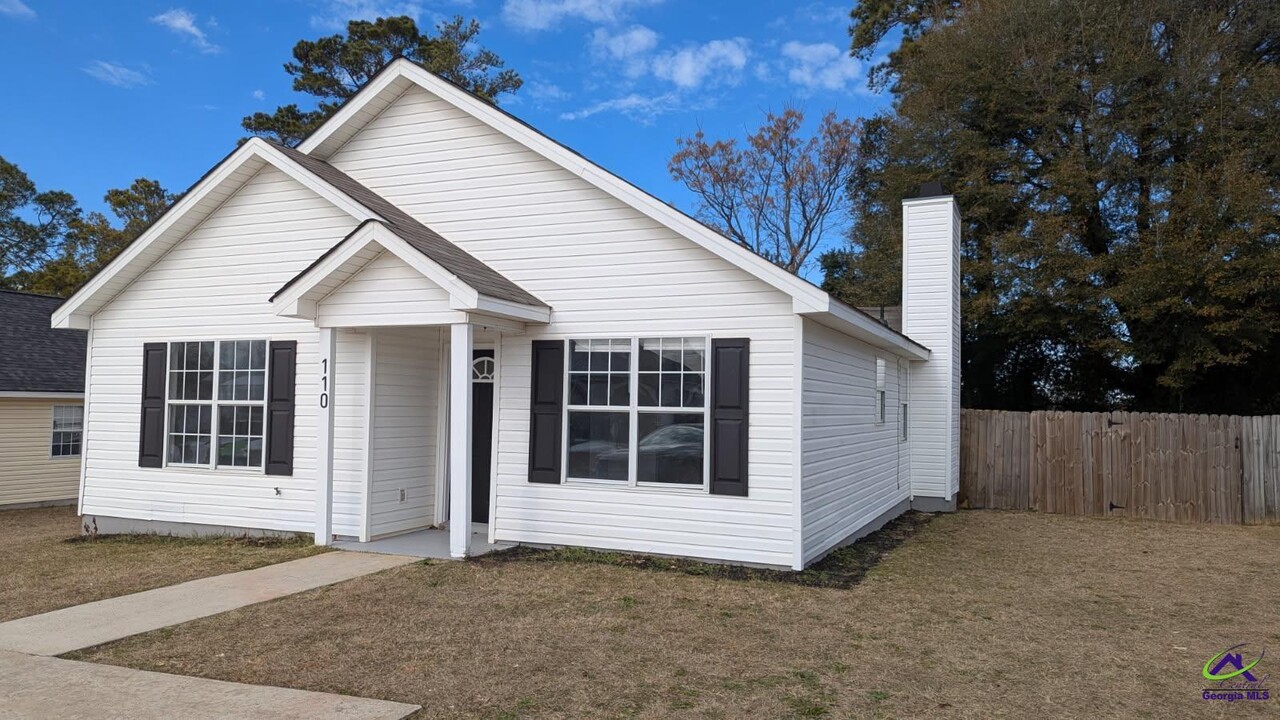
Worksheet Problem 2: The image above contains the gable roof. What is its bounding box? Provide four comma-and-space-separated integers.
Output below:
52, 137, 541, 330
1, 289, 86, 393
297, 59, 929, 360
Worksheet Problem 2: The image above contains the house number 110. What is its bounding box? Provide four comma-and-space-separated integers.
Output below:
320, 358, 329, 409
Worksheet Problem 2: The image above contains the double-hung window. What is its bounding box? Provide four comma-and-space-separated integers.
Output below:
50, 405, 83, 457
564, 336, 708, 488
166, 340, 267, 470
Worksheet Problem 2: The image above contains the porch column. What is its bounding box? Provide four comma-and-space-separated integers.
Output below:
315, 326, 335, 545
449, 322, 473, 558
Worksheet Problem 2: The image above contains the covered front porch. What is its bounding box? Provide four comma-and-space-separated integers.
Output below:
269, 219, 549, 558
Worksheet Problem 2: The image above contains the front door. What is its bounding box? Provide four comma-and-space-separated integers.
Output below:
470, 350, 495, 524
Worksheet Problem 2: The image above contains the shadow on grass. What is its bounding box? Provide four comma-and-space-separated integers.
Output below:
473, 511, 935, 589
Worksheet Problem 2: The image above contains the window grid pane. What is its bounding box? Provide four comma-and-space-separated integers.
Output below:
568, 339, 630, 408
217, 405, 264, 468
638, 337, 705, 409
50, 405, 84, 457
167, 403, 212, 465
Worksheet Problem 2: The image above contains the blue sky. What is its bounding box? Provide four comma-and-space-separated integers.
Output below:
0, 0, 891, 237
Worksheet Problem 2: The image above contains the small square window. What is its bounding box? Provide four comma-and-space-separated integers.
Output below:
50, 405, 83, 457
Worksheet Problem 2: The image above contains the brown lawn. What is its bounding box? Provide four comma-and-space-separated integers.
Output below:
72, 511, 1280, 719
0, 505, 327, 622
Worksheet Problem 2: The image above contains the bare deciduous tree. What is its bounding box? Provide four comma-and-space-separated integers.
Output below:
669, 109, 860, 274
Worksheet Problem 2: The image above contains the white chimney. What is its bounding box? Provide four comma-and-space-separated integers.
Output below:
901, 183, 961, 510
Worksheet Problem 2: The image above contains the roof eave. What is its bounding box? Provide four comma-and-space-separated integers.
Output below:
797, 297, 931, 360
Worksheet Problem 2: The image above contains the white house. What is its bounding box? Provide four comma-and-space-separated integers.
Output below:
51, 59, 960, 570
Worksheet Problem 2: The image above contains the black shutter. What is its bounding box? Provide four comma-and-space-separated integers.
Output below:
265, 340, 297, 476
528, 340, 564, 483
710, 338, 750, 496
138, 343, 168, 468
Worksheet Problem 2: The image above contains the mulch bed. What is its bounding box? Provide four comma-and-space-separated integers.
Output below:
474, 510, 935, 588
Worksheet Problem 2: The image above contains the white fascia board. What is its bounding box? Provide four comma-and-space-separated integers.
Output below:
798, 297, 931, 361
52, 138, 376, 330
471, 295, 551, 323
0, 391, 85, 399
300, 59, 831, 313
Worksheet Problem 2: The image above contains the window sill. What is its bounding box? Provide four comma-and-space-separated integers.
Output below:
160, 464, 266, 475
561, 478, 710, 494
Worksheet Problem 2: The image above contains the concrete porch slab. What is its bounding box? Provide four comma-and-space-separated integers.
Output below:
333, 527, 513, 559
0, 650, 419, 720
0, 551, 417, 656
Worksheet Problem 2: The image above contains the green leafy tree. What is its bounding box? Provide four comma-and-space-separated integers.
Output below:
244, 15, 522, 147
1, 157, 80, 288
825, 0, 1280, 413
2, 171, 175, 297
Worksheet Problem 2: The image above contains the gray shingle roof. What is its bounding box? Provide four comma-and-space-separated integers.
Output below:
272, 142, 543, 307
0, 290, 86, 393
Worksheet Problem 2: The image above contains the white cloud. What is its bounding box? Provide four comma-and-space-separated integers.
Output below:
503, 0, 662, 31
0, 0, 36, 19
559, 92, 677, 123
779, 41, 861, 91
151, 8, 221, 54
82, 61, 153, 89
308, 1, 425, 30
589, 25, 658, 77
651, 38, 749, 89
252, 89, 265, 100
527, 81, 569, 103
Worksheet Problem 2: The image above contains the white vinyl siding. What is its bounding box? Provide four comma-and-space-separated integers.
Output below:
323, 85, 800, 567
330, 330, 368, 537
368, 326, 440, 538
80, 167, 361, 533
0, 399, 82, 506
902, 196, 962, 499
800, 319, 910, 565
316, 250, 457, 328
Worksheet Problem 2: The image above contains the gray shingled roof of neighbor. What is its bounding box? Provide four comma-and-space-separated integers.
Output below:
0, 289, 87, 393
271, 142, 545, 308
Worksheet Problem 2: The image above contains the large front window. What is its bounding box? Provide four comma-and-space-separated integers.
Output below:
166, 340, 267, 469
565, 337, 708, 488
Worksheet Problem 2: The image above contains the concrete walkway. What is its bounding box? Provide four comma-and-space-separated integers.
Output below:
0, 551, 417, 656
0, 551, 423, 718
0, 650, 419, 720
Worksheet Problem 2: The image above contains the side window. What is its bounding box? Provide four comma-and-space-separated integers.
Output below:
51, 405, 84, 457
875, 357, 886, 424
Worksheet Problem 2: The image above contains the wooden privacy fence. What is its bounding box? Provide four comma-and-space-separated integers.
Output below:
959, 410, 1280, 524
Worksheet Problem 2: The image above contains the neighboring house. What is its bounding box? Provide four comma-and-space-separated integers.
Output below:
51, 59, 960, 569
1, 289, 87, 508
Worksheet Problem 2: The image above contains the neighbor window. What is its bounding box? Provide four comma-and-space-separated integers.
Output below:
50, 405, 83, 457
565, 337, 708, 488
166, 340, 267, 469
900, 403, 909, 441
